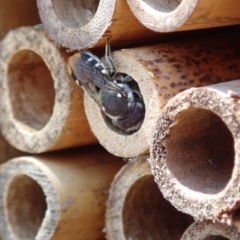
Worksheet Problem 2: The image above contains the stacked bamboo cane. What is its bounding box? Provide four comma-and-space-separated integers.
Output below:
0, 0, 240, 239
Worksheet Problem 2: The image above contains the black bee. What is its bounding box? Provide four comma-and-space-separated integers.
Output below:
67, 41, 145, 134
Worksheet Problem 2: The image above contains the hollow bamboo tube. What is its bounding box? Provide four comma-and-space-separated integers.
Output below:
181, 221, 239, 240
0, 145, 123, 240
84, 32, 240, 158
0, 0, 40, 40
0, 26, 97, 153
150, 79, 240, 222
36, 0, 161, 50
106, 155, 194, 240
126, 0, 240, 32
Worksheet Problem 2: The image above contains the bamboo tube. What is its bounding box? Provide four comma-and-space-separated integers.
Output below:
0, 26, 97, 153
106, 155, 194, 240
126, 0, 240, 32
36, 0, 161, 50
84, 32, 240, 158
181, 221, 239, 240
0, 0, 40, 40
0, 145, 123, 240
150, 79, 240, 222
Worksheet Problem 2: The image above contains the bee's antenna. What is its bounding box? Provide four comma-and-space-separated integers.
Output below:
102, 37, 116, 77
105, 38, 111, 58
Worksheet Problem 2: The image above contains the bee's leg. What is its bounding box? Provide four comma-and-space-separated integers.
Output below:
101, 38, 116, 78
115, 74, 133, 83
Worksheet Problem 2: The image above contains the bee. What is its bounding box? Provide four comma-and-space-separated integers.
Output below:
67, 40, 145, 134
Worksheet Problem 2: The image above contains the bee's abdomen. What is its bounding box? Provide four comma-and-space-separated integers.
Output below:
81, 52, 107, 75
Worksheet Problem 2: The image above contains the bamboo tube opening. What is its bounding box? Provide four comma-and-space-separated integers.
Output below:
151, 81, 240, 220
6, 174, 47, 240
106, 156, 193, 239
0, 27, 97, 153
8, 50, 55, 131
143, 0, 182, 13
123, 175, 193, 239
0, 148, 123, 240
84, 50, 158, 157
51, 0, 99, 29
164, 106, 234, 194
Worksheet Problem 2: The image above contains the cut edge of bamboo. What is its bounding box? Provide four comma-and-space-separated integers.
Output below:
181, 220, 239, 240
84, 49, 161, 158
150, 79, 240, 222
0, 146, 123, 240
37, 0, 160, 50
106, 155, 194, 240
37, 0, 115, 49
126, 0, 240, 32
0, 26, 97, 153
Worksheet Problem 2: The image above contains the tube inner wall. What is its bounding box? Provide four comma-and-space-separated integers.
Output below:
6, 174, 47, 240
8, 50, 55, 131
164, 107, 234, 194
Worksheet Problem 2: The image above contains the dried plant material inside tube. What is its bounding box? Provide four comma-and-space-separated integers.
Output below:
181, 220, 239, 240
0, 146, 123, 240
106, 155, 194, 240
126, 0, 240, 32
0, 26, 97, 153
151, 79, 240, 222
37, 0, 158, 50
84, 33, 240, 157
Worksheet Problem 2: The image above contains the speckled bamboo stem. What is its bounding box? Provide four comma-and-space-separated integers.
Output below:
106, 155, 194, 240
181, 221, 239, 240
126, 0, 240, 32
0, 146, 123, 240
36, 0, 159, 50
0, 26, 97, 153
150, 79, 240, 222
84, 32, 240, 158
0, 0, 40, 40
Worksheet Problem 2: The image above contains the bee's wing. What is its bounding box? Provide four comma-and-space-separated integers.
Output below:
73, 55, 124, 95
81, 82, 102, 108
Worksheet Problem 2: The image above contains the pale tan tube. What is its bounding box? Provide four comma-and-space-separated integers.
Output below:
181, 221, 239, 240
36, 0, 159, 50
0, 26, 97, 153
106, 155, 194, 239
126, 0, 240, 32
151, 79, 240, 222
0, 0, 40, 40
0, 146, 123, 240
84, 33, 240, 158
